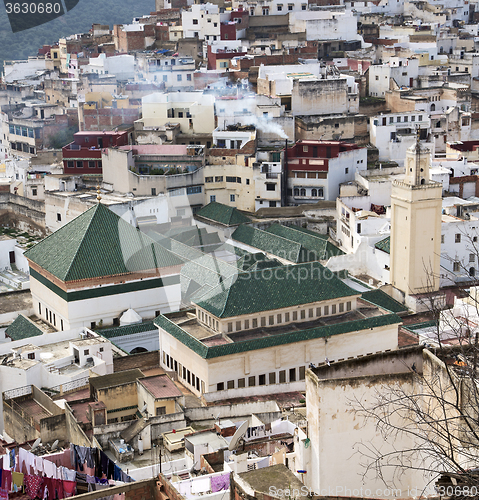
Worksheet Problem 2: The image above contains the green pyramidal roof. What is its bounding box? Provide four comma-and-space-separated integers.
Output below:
195, 202, 251, 226
24, 204, 183, 282
195, 261, 360, 318
6, 314, 43, 341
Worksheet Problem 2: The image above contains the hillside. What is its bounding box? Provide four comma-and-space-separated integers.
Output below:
0, 0, 155, 69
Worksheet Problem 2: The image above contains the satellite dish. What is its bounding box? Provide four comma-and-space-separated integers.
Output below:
51, 440, 59, 451
141, 403, 147, 413
31, 438, 41, 450
228, 420, 248, 451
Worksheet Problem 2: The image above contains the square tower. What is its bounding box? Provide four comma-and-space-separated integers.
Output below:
390, 140, 442, 295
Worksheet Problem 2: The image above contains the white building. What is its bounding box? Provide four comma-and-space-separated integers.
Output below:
24, 203, 183, 331
370, 111, 432, 166
84, 54, 135, 81
182, 4, 229, 40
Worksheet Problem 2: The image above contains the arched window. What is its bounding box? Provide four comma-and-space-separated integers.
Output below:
470, 267, 476, 277
311, 188, 317, 197
294, 188, 299, 196
300, 188, 306, 197
431, 103, 436, 111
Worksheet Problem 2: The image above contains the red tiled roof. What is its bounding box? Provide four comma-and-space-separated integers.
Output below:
139, 374, 182, 400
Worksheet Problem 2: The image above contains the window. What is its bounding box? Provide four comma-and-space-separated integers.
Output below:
187, 186, 202, 194
285, 312, 290, 322
301, 3, 306, 8
266, 183, 276, 191
245, 319, 249, 329
289, 368, 296, 382
261, 317, 266, 327
339, 302, 344, 313
84, 349, 89, 355
300, 310, 305, 319
288, 3, 293, 9
316, 307, 321, 316
332, 304, 337, 314
227, 380, 234, 389
248, 376, 256, 387
303, 146, 308, 152
300, 188, 306, 196
277, 314, 282, 323
215, 176, 223, 182
269, 372, 276, 384
177, 74, 182, 82
156, 406, 166, 415
269, 315, 274, 325
57, 213, 61, 222
205, 177, 213, 183
453, 261, 460, 272
375, 75, 379, 81
236, 321, 241, 330
76, 161, 83, 169
470, 254, 475, 263
163, 75, 168, 82
217, 382, 224, 391
230, 194, 235, 202
324, 305, 329, 315
246, 179, 250, 185
455, 234, 461, 243
151, 188, 156, 196
346, 301, 351, 311
187, 74, 192, 81
299, 366, 305, 380
252, 318, 258, 328
262, 7, 269, 14
89, 161, 96, 169
441, 234, 444, 244
277, 4, 282, 10
28, 353, 35, 360
309, 308, 314, 318
259, 374, 266, 385
279, 370, 286, 383
210, 195, 216, 202
228, 322, 233, 332
193, 19, 198, 24
238, 378, 245, 388
32, 188, 37, 196
293, 311, 297, 320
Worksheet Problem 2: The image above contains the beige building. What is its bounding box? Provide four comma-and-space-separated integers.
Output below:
155, 261, 402, 400
305, 345, 472, 499
90, 369, 144, 424
390, 140, 442, 297
136, 374, 184, 417
138, 92, 215, 137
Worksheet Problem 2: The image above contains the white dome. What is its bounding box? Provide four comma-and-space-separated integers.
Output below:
119, 308, 142, 326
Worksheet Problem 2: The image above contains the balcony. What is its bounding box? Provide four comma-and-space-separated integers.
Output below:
265, 172, 278, 179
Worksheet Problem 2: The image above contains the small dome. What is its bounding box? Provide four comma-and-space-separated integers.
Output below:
120, 308, 142, 326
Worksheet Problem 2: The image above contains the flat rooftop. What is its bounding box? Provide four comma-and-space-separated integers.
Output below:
166, 299, 395, 347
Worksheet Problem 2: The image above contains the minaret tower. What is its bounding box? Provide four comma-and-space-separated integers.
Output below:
390, 130, 442, 295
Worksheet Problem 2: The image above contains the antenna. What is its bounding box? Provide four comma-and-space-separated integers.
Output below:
51, 440, 59, 451
228, 420, 248, 451
31, 438, 41, 450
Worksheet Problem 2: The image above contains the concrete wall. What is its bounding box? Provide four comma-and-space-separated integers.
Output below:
0, 193, 46, 235
113, 350, 160, 373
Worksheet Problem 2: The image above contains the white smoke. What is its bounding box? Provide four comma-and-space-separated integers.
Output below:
241, 115, 288, 139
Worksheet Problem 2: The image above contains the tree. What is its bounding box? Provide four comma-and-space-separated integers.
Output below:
352, 260, 479, 497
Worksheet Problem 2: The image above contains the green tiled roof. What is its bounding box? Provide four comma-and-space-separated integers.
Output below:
362, 289, 409, 314
195, 261, 360, 318
375, 236, 390, 254
24, 204, 183, 282
6, 314, 43, 341
196, 202, 251, 226
98, 321, 156, 339
154, 311, 402, 359
403, 320, 438, 332
265, 224, 344, 260
232, 225, 306, 263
